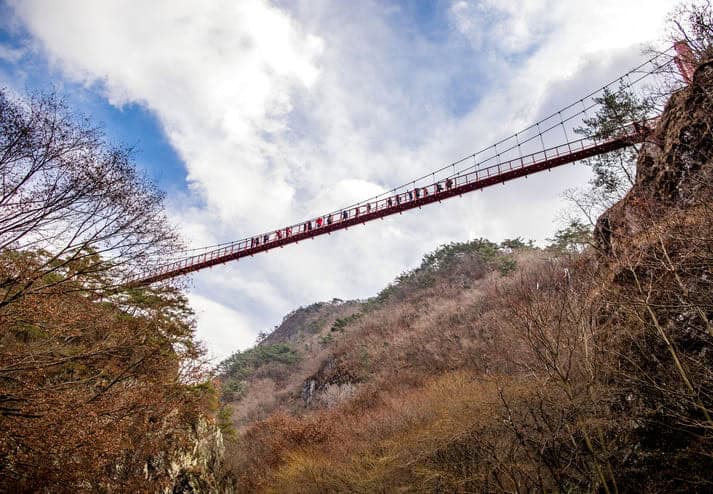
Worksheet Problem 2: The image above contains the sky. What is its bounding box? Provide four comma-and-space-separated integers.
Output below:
0, 0, 678, 361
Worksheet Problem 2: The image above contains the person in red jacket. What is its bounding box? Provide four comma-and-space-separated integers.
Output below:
316, 217, 323, 227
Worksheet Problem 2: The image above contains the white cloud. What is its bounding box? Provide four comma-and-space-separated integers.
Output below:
188, 294, 256, 362
11, 0, 323, 229
0, 43, 25, 63
10, 0, 677, 355
450, 0, 552, 53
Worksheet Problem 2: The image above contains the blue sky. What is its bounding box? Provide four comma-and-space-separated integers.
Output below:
0, 4, 186, 191
0, 0, 677, 360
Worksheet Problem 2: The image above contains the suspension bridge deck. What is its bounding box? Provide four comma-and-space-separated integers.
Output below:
131, 120, 656, 286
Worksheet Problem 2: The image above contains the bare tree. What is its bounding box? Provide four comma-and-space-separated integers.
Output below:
669, 0, 713, 59
0, 90, 182, 306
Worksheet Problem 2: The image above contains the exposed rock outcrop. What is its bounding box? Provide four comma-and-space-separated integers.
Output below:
301, 355, 359, 407
596, 59, 713, 256
163, 420, 229, 494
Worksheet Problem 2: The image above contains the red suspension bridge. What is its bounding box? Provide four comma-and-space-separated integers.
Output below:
129, 43, 696, 286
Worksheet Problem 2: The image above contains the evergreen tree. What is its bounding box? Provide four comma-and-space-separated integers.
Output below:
575, 83, 654, 201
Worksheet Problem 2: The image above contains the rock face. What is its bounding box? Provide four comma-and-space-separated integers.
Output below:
301, 356, 358, 407
592, 57, 713, 491
164, 420, 228, 494
596, 59, 713, 255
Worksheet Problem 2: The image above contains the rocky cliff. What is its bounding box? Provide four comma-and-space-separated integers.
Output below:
597, 58, 713, 255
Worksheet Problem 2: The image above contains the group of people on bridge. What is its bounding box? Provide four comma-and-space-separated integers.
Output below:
247, 177, 455, 249
245, 116, 658, 251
